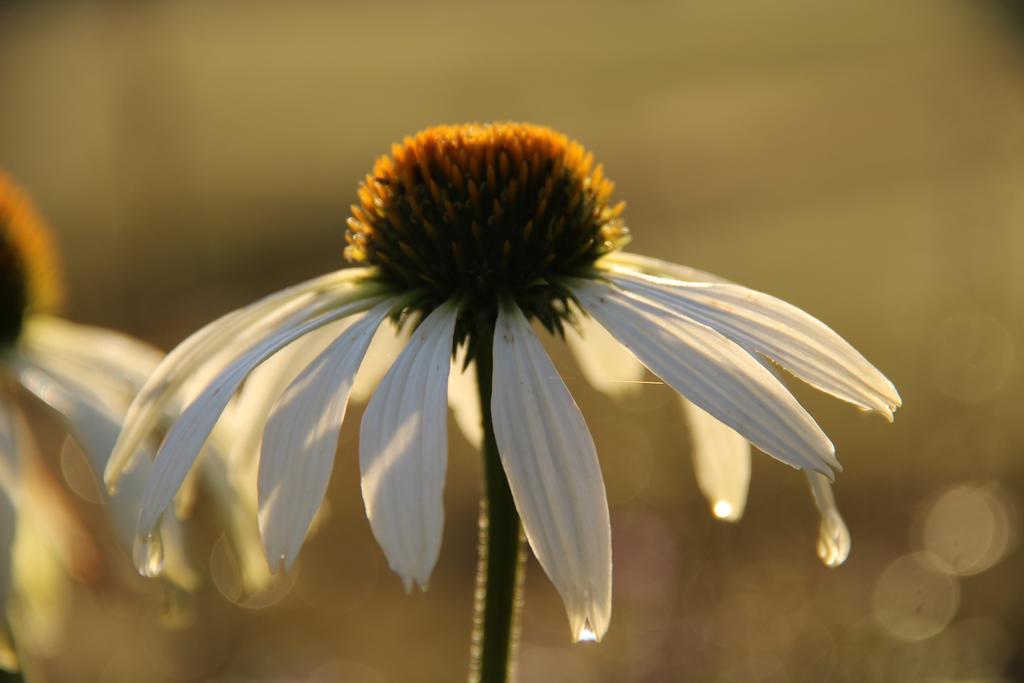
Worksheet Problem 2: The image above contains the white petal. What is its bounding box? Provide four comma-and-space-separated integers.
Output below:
600, 251, 732, 284
11, 355, 199, 588
197, 324, 352, 594
571, 279, 838, 476
227, 318, 353, 482
260, 302, 391, 572
806, 472, 851, 568
447, 342, 483, 449
20, 316, 162, 394
198, 447, 272, 596
351, 317, 410, 402
609, 269, 901, 419
10, 480, 73, 663
564, 307, 646, 398
138, 295, 386, 538
11, 355, 129, 480
491, 302, 612, 642
105, 268, 378, 490
0, 397, 21, 633
681, 399, 750, 522
359, 301, 458, 591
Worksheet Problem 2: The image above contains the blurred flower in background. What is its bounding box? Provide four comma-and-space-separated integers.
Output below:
0, 172, 195, 672
0, 173, 282, 675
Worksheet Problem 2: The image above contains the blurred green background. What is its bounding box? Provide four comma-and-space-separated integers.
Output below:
2, 0, 1023, 681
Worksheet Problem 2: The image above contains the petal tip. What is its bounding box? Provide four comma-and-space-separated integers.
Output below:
817, 514, 851, 568
572, 616, 607, 644
133, 531, 165, 579
262, 546, 293, 576
711, 500, 741, 522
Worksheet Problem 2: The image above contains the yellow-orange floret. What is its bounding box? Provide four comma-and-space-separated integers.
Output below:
345, 123, 627, 296
0, 173, 63, 345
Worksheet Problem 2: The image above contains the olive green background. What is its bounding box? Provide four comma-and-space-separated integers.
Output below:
1, 0, 1023, 681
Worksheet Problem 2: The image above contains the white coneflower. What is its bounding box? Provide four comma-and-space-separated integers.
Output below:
0, 173, 272, 668
105, 124, 898, 677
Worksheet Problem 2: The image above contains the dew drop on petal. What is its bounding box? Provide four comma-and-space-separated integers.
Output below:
576, 621, 599, 643
133, 532, 165, 578
712, 500, 734, 520
816, 512, 851, 568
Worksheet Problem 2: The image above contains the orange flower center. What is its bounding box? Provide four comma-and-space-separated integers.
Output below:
345, 123, 628, 335
0, 173, 63, 346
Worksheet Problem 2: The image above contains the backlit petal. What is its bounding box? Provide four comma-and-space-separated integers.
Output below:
610, 269, 901, 419
447, 342, 483, 449
359, 300, 458, 591
807, 472, 851, 567
260, 302, 391, 572
491, 301, 612, 642
681, 399, 750, 522
105, 268, 377, 490
137, 296, 384, 539
565, 307, 646, 398
571, 279, 838, 477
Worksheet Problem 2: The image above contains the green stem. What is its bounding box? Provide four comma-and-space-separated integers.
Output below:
469, 329, 526, 683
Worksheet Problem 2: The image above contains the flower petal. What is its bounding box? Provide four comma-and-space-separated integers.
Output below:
259, 302, 391, 572
565, 307, 646, 398
105, 268, 377, 490
571, 279, 838, 476
11, 354, 200, 588
491, 301, 612, 642
0, 397, 20, 643
200, 322, 352, 594
11, 356, 132, 480
351, 317, 410, 403
807, 472, 851, 568
447, 342, 483, 449
610, 269, 901, 419
681, 399, 750, 522
359, 301, 458, 591
600, 251, 731, 284
227, 318, 353, 482
20, 316, 163, 396
137, 296, 384, 539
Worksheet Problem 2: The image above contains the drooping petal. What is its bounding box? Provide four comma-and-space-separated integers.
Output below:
11, 354, 199, 589
104, 298, 289, 488
806, 472, 851, 568
571, 279, 838, 476
351, 316, 411, 403
11, 357, 136, 478
105, 268, 378, 490
0, 396, 21, 666
681, 399, 750, 522
20, 316, 163, 396
137, 296, 385, 539
564, 307, 646, 398
359, 300, 459, 591
260, 302, 392, 573
609, 269, 901, 419
193, 444, 272, 599
10, 465, 85, 662
447, 341, 483, 449
600, 251, 731, 284
491, 301, 612, 642
227, 318, 353, 483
